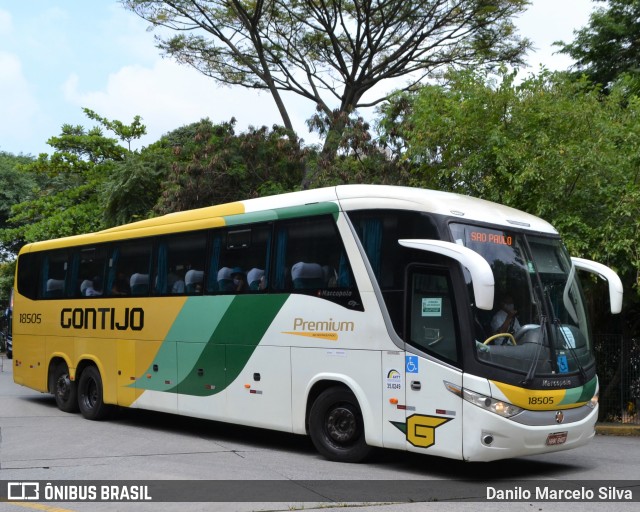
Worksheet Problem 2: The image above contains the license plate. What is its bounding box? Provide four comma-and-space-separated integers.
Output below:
546, 431, 568, 446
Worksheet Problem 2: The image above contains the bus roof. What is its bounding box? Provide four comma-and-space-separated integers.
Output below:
19, 185, 557, 253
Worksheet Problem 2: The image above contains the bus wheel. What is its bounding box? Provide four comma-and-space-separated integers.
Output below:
309, 387, 371, 463
78, 366, 113, 420
52, 363, 79, 413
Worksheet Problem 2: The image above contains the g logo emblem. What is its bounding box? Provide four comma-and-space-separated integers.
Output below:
406, 414, 452, 448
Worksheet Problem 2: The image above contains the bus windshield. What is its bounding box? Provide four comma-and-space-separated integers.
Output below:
450, 223, 594, 379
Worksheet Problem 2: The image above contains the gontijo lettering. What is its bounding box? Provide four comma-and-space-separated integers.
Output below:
61, 307, 144, 331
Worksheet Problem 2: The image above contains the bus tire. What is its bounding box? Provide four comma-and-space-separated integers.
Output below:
52, 363, 79, 413
309, 387, 371, 463
77, 366, 113, 421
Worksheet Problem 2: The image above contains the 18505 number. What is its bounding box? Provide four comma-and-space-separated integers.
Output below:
19, 313, 42, 324
528, 396, 555, 405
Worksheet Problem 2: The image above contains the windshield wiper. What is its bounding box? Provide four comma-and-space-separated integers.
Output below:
521, 315, 547, 386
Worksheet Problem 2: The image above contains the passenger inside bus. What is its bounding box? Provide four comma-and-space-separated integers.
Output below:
230, 267, 247, 292
81, 277, 103, 297
111, 272, 130, 296
291, 262, 324, 289
185, 269, 204, 294
247, 268, 265, 290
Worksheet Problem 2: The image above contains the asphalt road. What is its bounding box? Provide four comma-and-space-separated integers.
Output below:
0, 354, 638, 512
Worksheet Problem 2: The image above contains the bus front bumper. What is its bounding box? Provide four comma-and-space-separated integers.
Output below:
462, 401, 598, 462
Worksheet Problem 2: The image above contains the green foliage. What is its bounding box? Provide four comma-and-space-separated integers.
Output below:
0, 152, 36, 256
123, 0, 531, 173
307, 111, 410, 187
83, 108, 147, 150
155, 119, 306, 213
556, 0, 640, 91
102, 145, 171, 227
0, 111, 146, 249
380, 68, 640, 296
0, 260, 15, 306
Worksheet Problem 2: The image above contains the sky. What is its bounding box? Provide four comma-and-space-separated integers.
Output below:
0, 0, 597, 157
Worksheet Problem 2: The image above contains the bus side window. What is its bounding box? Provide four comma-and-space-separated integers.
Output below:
154, 232, 207, 295
39, 250, 69, 299
107, 241, 152, 297
208, 224, 271, 294
272, 215, 357, 295
17, 253, 39, 300
74, 247, 107, 297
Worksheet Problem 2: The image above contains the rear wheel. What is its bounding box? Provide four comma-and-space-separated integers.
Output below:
78, 366, 113, 420
309, 387, 371, 463
52, 363, 78, 413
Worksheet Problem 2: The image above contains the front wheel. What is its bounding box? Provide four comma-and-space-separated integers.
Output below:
309, 387, 371, 463
52, 363, 79, 413
78, 366, 113, 420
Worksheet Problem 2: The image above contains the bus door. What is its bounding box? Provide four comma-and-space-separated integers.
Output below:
402, 265, 464, 459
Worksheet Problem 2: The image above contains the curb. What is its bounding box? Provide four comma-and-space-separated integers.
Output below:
595, 423, 640, 436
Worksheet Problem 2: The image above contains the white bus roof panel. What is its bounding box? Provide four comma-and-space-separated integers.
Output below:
242, 185, 557, 235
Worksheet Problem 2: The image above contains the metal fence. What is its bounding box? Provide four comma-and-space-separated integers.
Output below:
595, 335, 640, 425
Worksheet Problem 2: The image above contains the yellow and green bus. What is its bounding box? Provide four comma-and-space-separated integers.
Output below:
12, 185, 622, 462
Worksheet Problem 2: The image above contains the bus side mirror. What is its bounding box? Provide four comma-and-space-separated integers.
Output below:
399, 239, 495, 310
571, 257, 623, 314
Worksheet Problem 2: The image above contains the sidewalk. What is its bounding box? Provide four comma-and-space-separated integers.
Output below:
596, 422, 640, 436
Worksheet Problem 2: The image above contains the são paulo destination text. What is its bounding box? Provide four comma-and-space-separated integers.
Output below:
487, 486, 633, 501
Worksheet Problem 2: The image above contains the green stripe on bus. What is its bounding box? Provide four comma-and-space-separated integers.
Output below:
144, 294, 289, 396
272, 202, 339, 219
223, 210, 278, 225
222, 202, 339, 226
558, 377, 597, 405
166, 296, 235, 344
133, 296, 234, 392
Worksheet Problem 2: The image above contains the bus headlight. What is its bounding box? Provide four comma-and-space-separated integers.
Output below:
444, 381, 523, 418
462, 388, 523, 418
587, 392, 598, 410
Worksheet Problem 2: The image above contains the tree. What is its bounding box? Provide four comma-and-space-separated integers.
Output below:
0, 110, 146, 246
0, 152, 36, 257
155, 118, 306, 213
379, 69, 640, 417
556, 0, 640, 90
378, 68, 640, 295
102, 147, 170, 227
123, 0, 531, 179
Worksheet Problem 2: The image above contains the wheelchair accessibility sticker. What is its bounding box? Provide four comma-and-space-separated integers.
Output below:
406, 355, 419, 374
557, 354, 569, 373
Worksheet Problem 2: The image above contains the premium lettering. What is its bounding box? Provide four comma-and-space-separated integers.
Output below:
60, 307, 144, 331
292, 317, 354, 332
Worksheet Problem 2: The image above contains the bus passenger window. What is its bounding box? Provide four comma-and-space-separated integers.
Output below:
271, 215, 362, 309
107, 241, 151, 297
75, 247, 107, 298
208, 224, 271, 294
154, 232, 207, 296
39, 250, 69, 299
17, 252, 38, 300
273, 216, 355, 292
